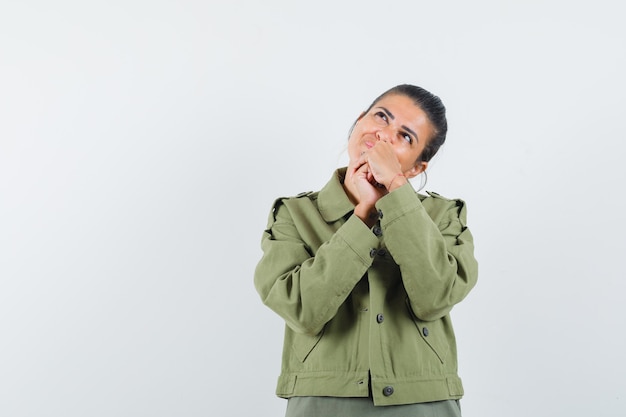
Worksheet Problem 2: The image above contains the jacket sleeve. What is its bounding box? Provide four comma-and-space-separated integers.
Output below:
254, 197, 379, 336
376, 183, 478, 322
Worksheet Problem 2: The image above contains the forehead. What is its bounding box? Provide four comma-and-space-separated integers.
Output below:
372, 94, 431, 128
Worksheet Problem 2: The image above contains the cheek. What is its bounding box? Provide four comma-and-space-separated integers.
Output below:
346, 135, 360, 161
396, 147, 423, 169
347, 126, 362, 149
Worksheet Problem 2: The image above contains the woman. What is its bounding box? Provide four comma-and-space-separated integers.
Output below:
254, 84, 478, 416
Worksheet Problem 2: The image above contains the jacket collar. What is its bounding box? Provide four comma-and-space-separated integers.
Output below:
317, 167, 355, 222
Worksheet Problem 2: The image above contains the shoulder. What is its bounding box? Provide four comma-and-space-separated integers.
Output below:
419, 190, 469, 225
274, 190, 319, 209
266, 190, 320, 224
420, 190, 463, 205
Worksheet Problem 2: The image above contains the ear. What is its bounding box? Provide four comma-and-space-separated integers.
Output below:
404, 161, 428, 179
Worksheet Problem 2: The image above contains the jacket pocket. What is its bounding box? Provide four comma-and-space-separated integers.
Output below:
405, 299, 449, 364
292, 328, 325, 362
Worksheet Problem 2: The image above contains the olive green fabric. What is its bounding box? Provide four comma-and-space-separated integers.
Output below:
254, 168, 478, 407
286, 397, 461, 417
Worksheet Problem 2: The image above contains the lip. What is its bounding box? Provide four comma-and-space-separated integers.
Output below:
364, 140, 375, 149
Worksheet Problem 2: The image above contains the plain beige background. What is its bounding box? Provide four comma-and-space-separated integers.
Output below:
1, 1, 624, 416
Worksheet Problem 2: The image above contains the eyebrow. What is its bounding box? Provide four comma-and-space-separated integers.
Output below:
376, 106, 419, 142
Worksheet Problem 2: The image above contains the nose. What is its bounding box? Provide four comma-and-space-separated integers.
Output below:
375, 129, 389, 142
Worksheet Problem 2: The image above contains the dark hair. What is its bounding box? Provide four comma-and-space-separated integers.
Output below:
362, 84, 448, 163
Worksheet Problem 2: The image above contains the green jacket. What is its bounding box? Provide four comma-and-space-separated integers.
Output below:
254, 168, 478, 406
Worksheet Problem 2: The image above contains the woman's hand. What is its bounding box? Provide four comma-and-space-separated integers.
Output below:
348, 155, 387, 227
365, 141, 406, 189
347, 142, 408, 226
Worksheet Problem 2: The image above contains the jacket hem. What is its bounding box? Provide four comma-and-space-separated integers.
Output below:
276, 372, 463, 406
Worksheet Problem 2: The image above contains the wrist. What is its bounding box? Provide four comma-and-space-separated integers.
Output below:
354, 204, 378, 227
387, 173, 407, 191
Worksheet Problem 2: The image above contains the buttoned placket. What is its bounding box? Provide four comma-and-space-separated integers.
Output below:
369, 213, 398, 400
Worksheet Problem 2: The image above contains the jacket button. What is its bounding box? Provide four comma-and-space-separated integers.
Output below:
376, 313, 384, 323
373, 225, 382, 236
377, 249, 387, 257
369, 248, 377, 258
377, 209, 383, 219
383, 386, 394, 396
422, 327, 429, 337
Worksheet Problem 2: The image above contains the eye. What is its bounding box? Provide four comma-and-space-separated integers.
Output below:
401, 132, 413, 144
374, 111, 388, 123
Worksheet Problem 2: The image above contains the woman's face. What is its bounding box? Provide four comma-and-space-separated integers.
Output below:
347, 94, 435, 177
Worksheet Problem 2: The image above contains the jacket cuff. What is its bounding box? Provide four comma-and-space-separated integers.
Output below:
336, 213, 381, 266
375, 182, 423, 224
